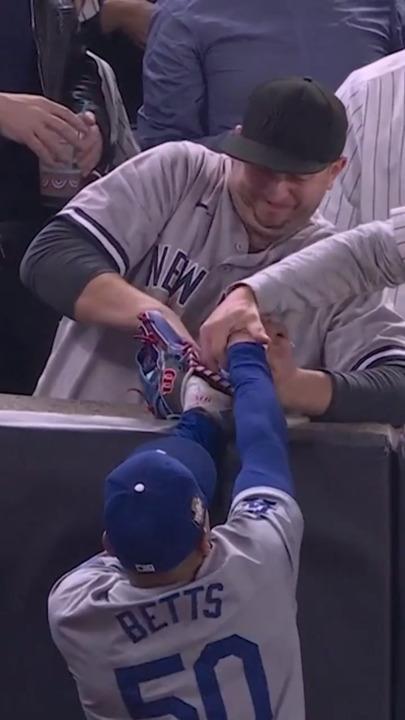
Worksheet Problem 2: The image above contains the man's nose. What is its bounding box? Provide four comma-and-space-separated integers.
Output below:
262, 173, 293, 202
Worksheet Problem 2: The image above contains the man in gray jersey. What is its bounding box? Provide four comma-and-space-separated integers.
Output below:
21, 77, 405, 424
49, 315, 304, 720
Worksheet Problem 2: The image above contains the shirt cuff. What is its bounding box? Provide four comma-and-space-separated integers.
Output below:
231, 275, 281, 315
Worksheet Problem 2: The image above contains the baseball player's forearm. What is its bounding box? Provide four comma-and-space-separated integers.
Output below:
243, 210, 405, 316
228, 342, 295, 499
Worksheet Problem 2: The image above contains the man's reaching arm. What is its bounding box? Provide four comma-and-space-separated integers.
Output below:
200, 209, 405, 369
244, 209, 405, 317
21, 144, 197, 339
20, 218, 193, 340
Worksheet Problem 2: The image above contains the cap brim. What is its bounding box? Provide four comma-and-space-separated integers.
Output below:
221, 133, 328, 175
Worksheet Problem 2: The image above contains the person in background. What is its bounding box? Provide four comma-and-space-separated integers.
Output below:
321, 49, 405, 231
138, 0, 404, 149
319, 49, 405, 316
78, 0, 155, 126
0, 0, 110, 395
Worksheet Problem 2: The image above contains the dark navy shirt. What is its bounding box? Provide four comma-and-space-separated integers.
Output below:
0, 0, 41, 221
138, 0, 405, 148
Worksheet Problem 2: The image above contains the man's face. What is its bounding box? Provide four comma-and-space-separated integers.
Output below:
228, 157, 345, 247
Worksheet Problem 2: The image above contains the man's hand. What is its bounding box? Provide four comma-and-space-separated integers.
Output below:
135, 293, 197, 348
200, 286, 269, 369
75, 112, 103, 177
265, 322, 332, 416
0, 93, 88, 165
264, 321, 299, 407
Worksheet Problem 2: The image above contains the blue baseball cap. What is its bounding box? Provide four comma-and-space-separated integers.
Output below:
104, 438, 216, 573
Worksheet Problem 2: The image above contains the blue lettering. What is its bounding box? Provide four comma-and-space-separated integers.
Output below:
183, 585, 205, 620
161, 250, 207, 306
159, 592, 181, 624
162, 251, 189, 293
140, 602, 168, 634
203, 583, 223, 619
116, 611, 148, 644
146, 245, 169, 287
174, 264, 207, 306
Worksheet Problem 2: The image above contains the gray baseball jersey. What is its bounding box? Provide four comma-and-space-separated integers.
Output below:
49, 488, 304, 720
241, 208, 405, 322
36, 141, 405, 402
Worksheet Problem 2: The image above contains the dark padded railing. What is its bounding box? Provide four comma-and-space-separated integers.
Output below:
0, 395, 399, 720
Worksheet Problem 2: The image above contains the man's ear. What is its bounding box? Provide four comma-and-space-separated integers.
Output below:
102, 531, 115, 556
233, 124, 242, 135
326, 156, 347, 190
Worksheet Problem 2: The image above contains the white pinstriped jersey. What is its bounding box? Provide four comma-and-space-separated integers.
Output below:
35, 142, 405, 402
320, 50, 405, 311
49, 488, 305, 720
321, 50, 405, 230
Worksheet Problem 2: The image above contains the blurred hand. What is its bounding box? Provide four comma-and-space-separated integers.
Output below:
264, 320, 299, 407
75, 112, 104, 177
265, 320, 333, 415
138, 296, 198, 348
200, 286, 269, 370
0, 93, 88, 165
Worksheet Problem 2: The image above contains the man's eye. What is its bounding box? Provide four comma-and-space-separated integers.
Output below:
291, 174, 310, 183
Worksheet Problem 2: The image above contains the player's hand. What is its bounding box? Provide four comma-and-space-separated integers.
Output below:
0, 93, 88, 165
75, 112, 104, 177
200, 286, 269, 370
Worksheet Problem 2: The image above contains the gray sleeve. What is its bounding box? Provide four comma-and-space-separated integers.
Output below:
320, 364, 405, 426
229, 490, 303, 585
20, 217, 117, 318
242, 210, 405, 316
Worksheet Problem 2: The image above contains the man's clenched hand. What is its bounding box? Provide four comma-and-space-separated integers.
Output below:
199, 286, 268, 370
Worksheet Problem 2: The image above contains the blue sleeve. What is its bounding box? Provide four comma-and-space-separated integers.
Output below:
228, 343, 295, 500
137, 5, 206, 148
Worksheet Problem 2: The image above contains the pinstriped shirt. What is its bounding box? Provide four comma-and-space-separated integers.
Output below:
321, 50, 405, 229
321, 50, 405, 311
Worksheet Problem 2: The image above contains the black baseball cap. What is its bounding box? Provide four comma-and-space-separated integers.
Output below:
221, 77, 348, 174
